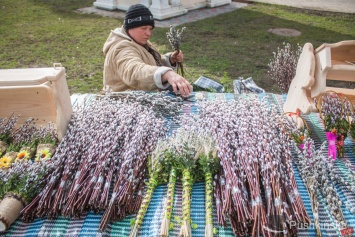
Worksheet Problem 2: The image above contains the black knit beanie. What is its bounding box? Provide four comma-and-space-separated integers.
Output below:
124, 4, 155, 30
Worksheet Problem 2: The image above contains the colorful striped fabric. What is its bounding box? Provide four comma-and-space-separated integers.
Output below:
2, 92, 355, 237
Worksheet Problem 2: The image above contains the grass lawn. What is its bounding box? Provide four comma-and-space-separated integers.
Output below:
0, 0, 354, 94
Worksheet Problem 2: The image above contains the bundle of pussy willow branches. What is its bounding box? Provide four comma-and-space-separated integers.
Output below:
292, 139, 353, 236
179, 96, 311, 237
21, 92, 182, 230
280, 106, 355, 237
166, 25, 186, 77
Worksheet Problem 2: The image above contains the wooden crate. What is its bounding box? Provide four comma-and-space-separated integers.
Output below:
0, 64, 72, 141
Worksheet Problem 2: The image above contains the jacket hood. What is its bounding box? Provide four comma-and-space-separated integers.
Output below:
103, 28, 132, 55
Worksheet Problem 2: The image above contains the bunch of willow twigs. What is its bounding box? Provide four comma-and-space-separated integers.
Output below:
293, 139, 350, 236
279, 107, 355, 236
166, 25, 186, 77
21, 92, 182, 231
188, 96, 310, 236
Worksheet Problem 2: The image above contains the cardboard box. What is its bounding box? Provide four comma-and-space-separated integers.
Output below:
0, 64, 72, 141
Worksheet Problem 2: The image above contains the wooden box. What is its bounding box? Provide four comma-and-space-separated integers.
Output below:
0, 64, 72, 141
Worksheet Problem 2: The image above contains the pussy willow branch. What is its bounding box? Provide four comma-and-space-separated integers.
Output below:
167, 25, 186, 77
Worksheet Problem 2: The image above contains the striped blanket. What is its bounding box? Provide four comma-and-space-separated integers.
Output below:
2, 92, 355, 237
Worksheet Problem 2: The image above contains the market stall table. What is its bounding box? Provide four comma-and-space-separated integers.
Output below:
2, 92, 355, 237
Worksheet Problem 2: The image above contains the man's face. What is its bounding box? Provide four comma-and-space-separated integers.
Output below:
128, 25, 153, 46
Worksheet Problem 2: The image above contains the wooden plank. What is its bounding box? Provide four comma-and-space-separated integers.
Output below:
326, 64, 355, 81
315, 40, 355, 62
325, 86, 355, 106
330, 44, 355, 62
0, 68, 65, 86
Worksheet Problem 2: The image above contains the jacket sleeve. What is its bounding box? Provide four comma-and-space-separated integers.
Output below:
114, 41, 168, 91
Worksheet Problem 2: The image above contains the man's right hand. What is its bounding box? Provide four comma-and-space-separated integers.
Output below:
162, 70, 192, 97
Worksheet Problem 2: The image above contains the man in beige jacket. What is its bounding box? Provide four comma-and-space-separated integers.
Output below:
103, 4, 193, 97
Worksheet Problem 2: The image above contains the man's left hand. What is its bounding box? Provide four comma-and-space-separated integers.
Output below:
170, 50, 183, 64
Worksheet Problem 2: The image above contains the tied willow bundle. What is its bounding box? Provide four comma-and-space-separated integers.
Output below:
129, 123, 220, 237
197, 135, 220, 237
127, 125, 201, 237
160, 140, 178, 237
191, 97, 310, 236
129, 139, 169, 237
157, 122, 220, 237
169, 129, 200, 237
21, 92, 182, 230
166, 25, 186, 77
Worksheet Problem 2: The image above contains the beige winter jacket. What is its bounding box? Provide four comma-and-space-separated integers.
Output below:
103, 28, 174, 92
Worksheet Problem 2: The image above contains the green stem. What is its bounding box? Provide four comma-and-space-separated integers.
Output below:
180, 168, 192, 237
182, 169, 192, 222
205, 171, 214, 237
165, 167, 177, 220
205, 171, 213, 225
129, 175, 158, 237
161, 167, 177, 237
177, 62, 185, 78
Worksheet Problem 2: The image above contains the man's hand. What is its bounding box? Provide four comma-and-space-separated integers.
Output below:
170, 50, 184, 64
162, 70, 192, 97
